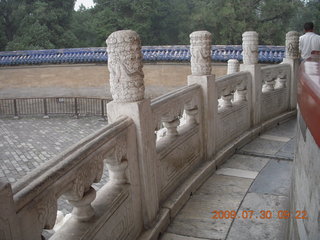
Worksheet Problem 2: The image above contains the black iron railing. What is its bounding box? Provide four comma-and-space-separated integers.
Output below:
0, 97, 109, 118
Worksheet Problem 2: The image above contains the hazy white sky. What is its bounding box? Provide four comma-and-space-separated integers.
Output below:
74, 0, 95, 10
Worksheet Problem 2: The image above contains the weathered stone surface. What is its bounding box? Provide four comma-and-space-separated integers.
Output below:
227, 59, 239, 74
106, 30, 145, 102
167, 175, 253, 239
249, 160, 292, 196
227, 193, 289, 240
275, 138, 296, 159
242, 31, 258, 65
285, 31, 299, 59
161, 232, 206, 240
188, 75, 216, 160
219, 154, 269, 172
190, 31, 212, 76
108, 100, 159, 229
288, 112, 320, 240
263, 118, 297, 139
239, 137, 287, 156
0, 182, 21, 240
215, 168, 258, 179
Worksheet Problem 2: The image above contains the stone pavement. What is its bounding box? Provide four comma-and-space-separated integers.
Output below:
0, 116, 107, 184
161, 118, 296, 240
0, 115, 110, 233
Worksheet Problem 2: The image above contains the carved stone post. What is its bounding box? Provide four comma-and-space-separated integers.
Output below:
227, 59, 240, 74
242, 31, 259, 65
188, 31, 217, 158
240, 31, 261, 126
106, 30, 159, 228
190, 31, 212, 75
282, 31, 299, 110
0, 182, 21, 240
107, 30, 145, 102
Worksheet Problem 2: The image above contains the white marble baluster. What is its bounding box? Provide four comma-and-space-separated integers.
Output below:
236, 89, 247, 102
277, 74, 287, 89
227, 59, 240, 74
68, 187, 96, 221
185, 107, 198, 126
221, 94, 233, 108
105, 160, 128, 184
163, 118, 180, 137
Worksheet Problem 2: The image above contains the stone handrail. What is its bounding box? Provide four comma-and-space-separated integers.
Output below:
151, 84, 202, 136
261, 64, 291, 92
216, 71, 251, 110
260, 64, 291, 121
215, 71, 252, 150
9, 116, 143, 240
151, 84, 203, 201
0, 30, 300, 240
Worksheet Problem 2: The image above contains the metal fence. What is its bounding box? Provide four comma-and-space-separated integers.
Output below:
0, 97, 109, 118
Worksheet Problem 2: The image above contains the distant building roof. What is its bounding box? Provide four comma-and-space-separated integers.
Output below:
0, 45, 285, 66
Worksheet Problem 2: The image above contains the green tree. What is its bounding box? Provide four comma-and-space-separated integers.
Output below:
71, 5, 99, 47
290, 0, 320, 34
187, 0, 303, 45
255, 0, 303, 44
92, 0, 156, 46
0, 0, 314, 50
1, 0, 77, 50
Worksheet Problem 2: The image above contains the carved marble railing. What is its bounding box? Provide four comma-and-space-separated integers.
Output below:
0, 29, 300, 240
8, 116, 142, 240
215, 71, 252, 150
151, 84, 203, 202
260, 64, 291, 121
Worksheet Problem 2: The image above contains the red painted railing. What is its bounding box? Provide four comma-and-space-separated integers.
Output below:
298, 51, 320, 147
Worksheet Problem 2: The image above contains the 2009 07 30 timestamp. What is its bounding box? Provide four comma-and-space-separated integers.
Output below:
211, 210, 308, 220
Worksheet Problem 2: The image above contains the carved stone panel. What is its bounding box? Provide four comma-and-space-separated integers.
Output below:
261, 88, 289, 121
106, 30, 145, 102
216, 103, 250, 150
159, 129, 201, 201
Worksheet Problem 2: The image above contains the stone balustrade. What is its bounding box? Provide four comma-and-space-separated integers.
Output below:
215, 71, 252, 150
3, 116, 142, 240
0, 30, 299, 240
151, 84, 203, 201
260, 64, 291, 121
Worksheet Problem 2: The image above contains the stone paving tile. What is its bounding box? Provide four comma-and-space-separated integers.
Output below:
166, 119, 296, 240
0, 116, 110, 228
161, 232, 207, 240
227, 193, 289, 240
167, 175, 253, 240
239, 138, 287, 157
219, 154, 270, 172
248, 160, 292, 197
0, 116, 107, 183
275, 138, 296, 159
263, 118, 297, 139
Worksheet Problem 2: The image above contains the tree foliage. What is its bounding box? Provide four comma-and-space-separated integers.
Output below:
0, 0, 319, 50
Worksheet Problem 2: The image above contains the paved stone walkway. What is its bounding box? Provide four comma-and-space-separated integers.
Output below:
0, 115, 110, 237
0, 116, 107, 184
161, 118, 296, 240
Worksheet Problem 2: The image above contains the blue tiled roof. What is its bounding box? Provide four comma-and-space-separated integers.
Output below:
0, 45, 285, 66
